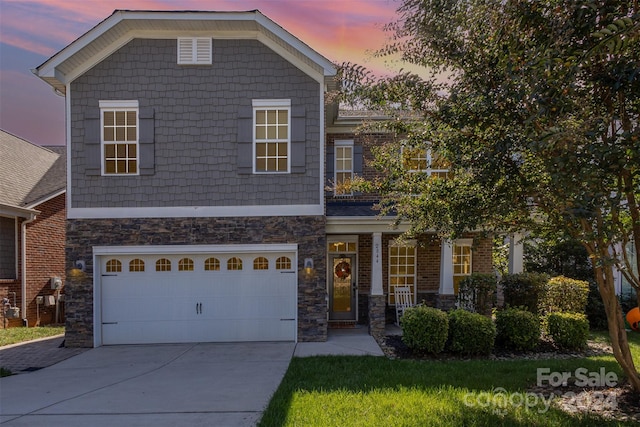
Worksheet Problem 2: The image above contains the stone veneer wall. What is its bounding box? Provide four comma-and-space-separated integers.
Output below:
65, 216, 326, 347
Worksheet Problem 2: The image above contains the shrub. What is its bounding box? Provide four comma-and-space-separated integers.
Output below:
495, 308, 540, 351
401, 305, 449, 354
539, 276, 589, 316
546, 312, 589, 350
501, 272, 549, 312
457, 273, 497, 315
447, 309, 496, 355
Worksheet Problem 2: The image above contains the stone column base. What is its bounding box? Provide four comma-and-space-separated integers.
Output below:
436, 294, 457, 311
368, 294, 386, 338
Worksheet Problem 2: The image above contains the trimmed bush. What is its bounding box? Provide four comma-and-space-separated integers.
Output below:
457, 273, 497, 315
539, 276, 589, 316
401, 305, 449, 354
447, 309, 496, 355
495, 308, 540, 351
501, 272, 549, 312
546, 312, 589, 350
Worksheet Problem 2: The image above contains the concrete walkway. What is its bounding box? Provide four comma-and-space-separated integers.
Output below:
295, 326, 385, 357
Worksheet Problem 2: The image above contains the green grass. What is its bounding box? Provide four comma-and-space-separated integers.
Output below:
259, 331, 640, 427
0, 326, 64, 347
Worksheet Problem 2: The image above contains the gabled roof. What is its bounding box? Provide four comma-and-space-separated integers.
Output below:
34, 9, 336, 93
0, 130, 66, 215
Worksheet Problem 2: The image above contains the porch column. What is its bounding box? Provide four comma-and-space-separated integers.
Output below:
438, 239, 456, 309
508, 232, 524, 274
369, 232, 386, 337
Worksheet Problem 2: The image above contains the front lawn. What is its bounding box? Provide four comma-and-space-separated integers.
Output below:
0, 326, 64, 347
259, 332, 640, 426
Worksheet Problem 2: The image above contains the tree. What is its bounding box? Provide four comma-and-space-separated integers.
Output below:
339, 0, 640, 391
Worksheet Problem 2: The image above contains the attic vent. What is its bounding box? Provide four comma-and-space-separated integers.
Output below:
177, 38, 212, 65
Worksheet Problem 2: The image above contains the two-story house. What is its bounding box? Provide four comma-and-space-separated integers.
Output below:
34, 10, 497, 347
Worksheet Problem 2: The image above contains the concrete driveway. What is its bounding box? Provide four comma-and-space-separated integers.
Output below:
0, 342, 294, 426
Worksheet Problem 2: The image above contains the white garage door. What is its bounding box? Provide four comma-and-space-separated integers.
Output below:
97, 247, 297, 345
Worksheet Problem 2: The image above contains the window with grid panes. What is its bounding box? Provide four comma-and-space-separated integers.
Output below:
453, 244, 472, 294
254, 101, 289, 172
101, 103, 138, 175
129, 259, 145, 272
335, 141, 353, 195
388, 243, 416, 305
402, 147, 449, 178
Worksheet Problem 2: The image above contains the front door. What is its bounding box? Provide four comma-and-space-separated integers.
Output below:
329, 255, 356, 321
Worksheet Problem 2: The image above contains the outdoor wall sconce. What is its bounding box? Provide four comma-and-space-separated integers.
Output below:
68, 260, 86, 277
303, 258, 315, 279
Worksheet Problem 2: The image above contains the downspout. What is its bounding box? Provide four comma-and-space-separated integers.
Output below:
21, 214, 37, 324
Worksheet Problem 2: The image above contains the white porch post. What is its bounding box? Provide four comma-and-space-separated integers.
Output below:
508, 232, 524, 274
439, 239, 454, 295
371, 232, 383, 296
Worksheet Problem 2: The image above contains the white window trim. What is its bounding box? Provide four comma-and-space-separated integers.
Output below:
177, 37, 212, 65
388, 239, 417, 305
252, 99, 291, 174
99, 100, 140, 177
334, 139, 354, 196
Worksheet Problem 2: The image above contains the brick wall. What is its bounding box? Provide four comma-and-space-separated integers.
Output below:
65, 215, 326, 347
1, 194, 66, 328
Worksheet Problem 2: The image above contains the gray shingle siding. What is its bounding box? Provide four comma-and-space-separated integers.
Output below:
70, 38, 321, 208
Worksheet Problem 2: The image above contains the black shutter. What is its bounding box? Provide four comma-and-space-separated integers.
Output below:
353, 144, 363, 195
325, 145, 334, 195
290, 106, 306, 173
237, 105, 253, 175
84, 107, 101, 176
138, 107, 155, 175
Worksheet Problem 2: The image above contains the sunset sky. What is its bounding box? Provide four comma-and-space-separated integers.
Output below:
0, 0, 404, 146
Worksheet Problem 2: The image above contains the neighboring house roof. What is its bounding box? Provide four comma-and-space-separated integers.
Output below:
34, 9, 337, 94
0, 130, 66, 216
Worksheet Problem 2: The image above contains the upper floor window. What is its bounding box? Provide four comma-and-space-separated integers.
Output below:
402, 146, 449, 178
334, 140, 353, 196
253, 99, 290, 173
100, 100, 138, 175
177, 38, 212, 65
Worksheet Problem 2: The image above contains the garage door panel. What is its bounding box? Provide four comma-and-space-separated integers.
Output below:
100, 250, 297, 345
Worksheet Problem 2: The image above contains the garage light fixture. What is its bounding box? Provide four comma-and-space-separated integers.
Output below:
303, 258, 315, 279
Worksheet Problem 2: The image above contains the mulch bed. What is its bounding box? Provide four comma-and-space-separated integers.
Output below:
377, 334, 640, 422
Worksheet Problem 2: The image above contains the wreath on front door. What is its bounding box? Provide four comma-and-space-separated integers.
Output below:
335, 261, 351, 279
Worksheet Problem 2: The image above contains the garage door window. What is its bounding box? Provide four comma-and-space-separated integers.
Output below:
106, 259, 122, 272
276, 256, 292, 270
204, 257, 220, 271
228, 257, 243, 271
156, 258, 171, 271
129, 259, 145, 272
253, 257, 269, 270
179, 258, 194, 271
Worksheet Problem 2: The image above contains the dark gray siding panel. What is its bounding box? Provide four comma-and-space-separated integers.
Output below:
70, 38, 321, 208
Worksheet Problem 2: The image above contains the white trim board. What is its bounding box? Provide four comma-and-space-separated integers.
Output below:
69, 204, 324, 219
